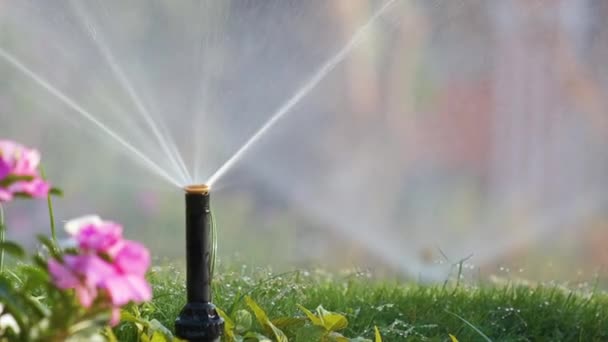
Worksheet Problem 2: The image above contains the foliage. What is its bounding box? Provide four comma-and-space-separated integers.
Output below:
0, 237, 116, 341
0, 214, 152, 341
0, 139, 151, 341
118, 292, 381, 342
116, 267, 608, 341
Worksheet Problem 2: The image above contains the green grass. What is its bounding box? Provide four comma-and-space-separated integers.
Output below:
114, 266, 608, 341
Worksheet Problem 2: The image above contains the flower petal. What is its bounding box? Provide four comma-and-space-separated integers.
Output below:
102, 274, 151, 306
109, 307, 121, 327
124, 274, 152, 302
77, 222, 123, 253
8, 179, 51, 198
113, 241, 150, 276
102, 276, 133, 306
47, 259, 80, 289
0, 189, 12, 203
0, 159, 10, 180
70, 255, 117, 288
64, 215, 103, 235
75, 284, 97, 308
0, 140, 41, 176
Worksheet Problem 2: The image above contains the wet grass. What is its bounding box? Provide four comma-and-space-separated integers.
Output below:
114, 266, 608, 341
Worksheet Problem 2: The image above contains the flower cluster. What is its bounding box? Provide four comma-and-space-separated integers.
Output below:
0, 140, 51, 202
48, 216, 152, 325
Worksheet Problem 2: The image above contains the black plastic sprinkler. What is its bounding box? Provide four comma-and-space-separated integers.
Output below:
175, 184, 224, 341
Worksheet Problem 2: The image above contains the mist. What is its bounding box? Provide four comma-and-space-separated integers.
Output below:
1, 0, 607, 282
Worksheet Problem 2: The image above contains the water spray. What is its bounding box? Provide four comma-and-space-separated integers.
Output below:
205, 0, 398, 187
175, 184, 224, 341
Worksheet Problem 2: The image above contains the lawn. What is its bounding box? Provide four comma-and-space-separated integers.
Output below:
114, 266, 608, 341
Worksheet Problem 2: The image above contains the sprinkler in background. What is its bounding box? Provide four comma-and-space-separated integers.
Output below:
175, 184, 224, 341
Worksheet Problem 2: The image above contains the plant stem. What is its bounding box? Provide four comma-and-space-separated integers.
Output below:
40, 167, 57, 245
0, 203, 5, 273
47, 189, 57, 245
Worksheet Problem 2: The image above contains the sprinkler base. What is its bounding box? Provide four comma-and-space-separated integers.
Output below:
175, 302, 224, 342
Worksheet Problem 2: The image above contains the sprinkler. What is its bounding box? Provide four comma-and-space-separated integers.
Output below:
175, 184, 224, 341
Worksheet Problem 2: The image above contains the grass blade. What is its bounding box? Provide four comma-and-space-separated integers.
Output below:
445, 309, 492, 342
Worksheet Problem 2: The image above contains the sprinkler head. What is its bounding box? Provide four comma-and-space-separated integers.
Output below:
185, 184, 210, 195
175, 184, 224, 341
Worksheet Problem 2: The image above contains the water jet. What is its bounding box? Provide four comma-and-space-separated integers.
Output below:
175, 184, 224, 342
0, 0, 606, 288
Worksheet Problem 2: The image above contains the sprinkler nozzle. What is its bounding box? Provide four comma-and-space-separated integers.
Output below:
184, 184, 210, 195
175, 184, 224, 341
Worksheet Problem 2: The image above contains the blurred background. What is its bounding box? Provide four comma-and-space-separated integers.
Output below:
0, 0, 607, 283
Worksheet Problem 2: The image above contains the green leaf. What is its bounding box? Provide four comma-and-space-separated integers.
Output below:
267, 318, 289, 341
105, 327, 119, 342
243, 331, 272, 342
149, 319, 173, 340
0, 175, 34, 187
271, 316, 306, 329
66, 333, 107, 342
120, 310, 151, 329
12, 192, 34, 199
140, 333, 151, 342
68, 314, 111, 338
216, 307, 237, 342
21, 292, 49, 318
234, 309, 252, 333
0, 301, 26, 334
0, 240, 26, 259
245, 296, 271, 326
295, 325, 325, 342
297, 305, 348, 331
216, 307, 235, 328
327, 331, 349, 341
374, 326, 382, 342
316, 306, 348, 331
36, 234, 59, 259
49, 187, 63, 197
0, 277, 30, 329
21, 265, 50, 292
150, 331, 170, 342
297, 304, 323, 326
244, 296, 288, 342
32, 254, 47, 268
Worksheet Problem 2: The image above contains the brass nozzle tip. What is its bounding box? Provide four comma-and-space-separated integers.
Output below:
184, 184, 210, 194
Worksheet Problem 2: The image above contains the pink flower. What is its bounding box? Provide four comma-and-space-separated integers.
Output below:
102, 241, 152, 306
103, 274, 152, 306
65, 215, 123, 254
77, 222, 123, 254
0, 159, 10, 180
8, 178, 51, 199
0, 140, 51, 202
48, 255, 115, 308
48, 256, 97, 308
113, 241, 150, 276
48, 216, 152, 326
0, 189, 11, 202
48, 257, 81, 289
110, 308, 121, 327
